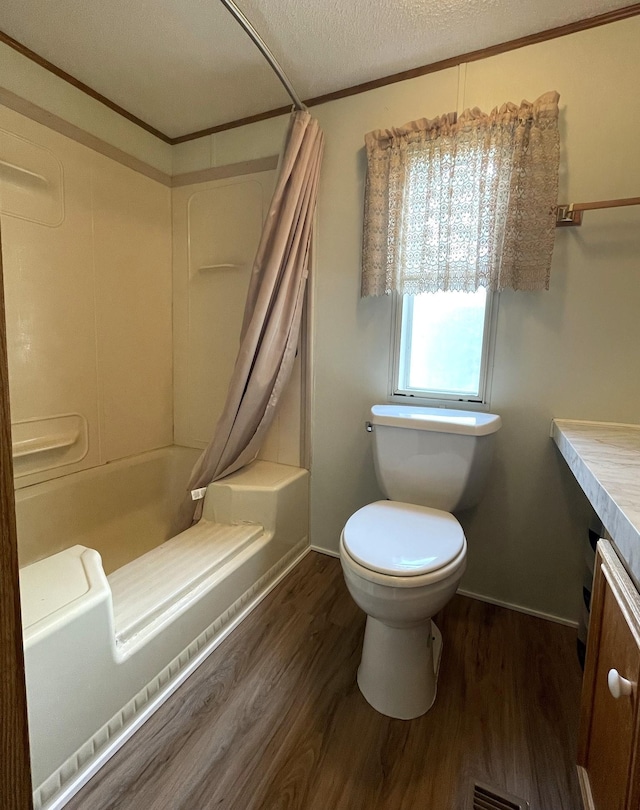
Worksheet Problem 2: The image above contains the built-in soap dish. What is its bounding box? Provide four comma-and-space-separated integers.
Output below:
0, 129, 64, 226
12, 413, 88, 477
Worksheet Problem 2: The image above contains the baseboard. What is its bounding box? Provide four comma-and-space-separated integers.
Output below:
37, 540, 310, 810
457, 588, 579, 628
313, 547, 578, 628
311, 544, 339, 559
577, 765, 594, 810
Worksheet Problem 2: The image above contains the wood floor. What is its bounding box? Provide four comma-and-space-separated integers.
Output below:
68, 552, 583, 810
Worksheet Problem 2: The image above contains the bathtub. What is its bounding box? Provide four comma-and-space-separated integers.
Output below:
17, 447, 309, 809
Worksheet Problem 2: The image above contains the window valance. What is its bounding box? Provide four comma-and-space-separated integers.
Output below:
361, 91, 560, 296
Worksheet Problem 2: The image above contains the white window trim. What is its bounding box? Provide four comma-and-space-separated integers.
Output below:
388, 290, 500, 410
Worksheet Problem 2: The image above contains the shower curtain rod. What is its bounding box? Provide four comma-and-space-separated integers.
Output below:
217, 0, 305, 111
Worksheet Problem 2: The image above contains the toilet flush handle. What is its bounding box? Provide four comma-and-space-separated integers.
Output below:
608, 668, 634, 699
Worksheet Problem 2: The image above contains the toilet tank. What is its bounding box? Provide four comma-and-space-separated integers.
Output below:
370, 405, 501, 513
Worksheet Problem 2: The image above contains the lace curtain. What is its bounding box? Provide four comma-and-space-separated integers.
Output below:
361, 91, 560, 296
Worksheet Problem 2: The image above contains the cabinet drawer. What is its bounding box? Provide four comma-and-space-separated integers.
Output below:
578, 540, 640, 810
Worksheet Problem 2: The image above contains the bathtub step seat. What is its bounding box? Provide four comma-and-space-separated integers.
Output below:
108, 519, 265, 649
21, 459, 309, 801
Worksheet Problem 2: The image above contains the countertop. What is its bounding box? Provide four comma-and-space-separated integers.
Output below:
552, 419, 640, 584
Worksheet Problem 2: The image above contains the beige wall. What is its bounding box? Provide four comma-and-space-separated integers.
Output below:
172, 169, 304, 466
181, 18, 639, 623
0, 105, 173, 503
172, 116, 287, 175
2, 16, 639, 622
306, 18, 640, 623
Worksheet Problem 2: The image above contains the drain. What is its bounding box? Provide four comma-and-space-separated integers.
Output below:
471, 781, 530, 810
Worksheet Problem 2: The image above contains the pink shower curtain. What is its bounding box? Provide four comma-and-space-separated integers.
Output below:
187, 110, 324, 522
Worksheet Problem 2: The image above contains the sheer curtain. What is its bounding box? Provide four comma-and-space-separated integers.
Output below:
187, 110, 324, 522
361, 91, 560, 296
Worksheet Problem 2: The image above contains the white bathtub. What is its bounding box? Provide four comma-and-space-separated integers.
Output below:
15, 445, 202, 573
18, 448, 309, 809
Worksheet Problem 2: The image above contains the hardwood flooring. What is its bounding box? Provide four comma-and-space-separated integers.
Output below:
67, 552, 583, 810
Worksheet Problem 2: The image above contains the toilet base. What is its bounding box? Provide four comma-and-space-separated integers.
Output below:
357, 618, 443, 720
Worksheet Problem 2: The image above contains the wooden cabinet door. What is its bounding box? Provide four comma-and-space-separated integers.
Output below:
578, 540, 640, 810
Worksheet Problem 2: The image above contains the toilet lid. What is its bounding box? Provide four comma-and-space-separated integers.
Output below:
342, 501, 465, 576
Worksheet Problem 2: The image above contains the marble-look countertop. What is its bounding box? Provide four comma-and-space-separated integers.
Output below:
552, 419, 640, 585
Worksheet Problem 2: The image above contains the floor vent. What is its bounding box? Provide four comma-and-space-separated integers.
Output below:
472, 781, 530, 810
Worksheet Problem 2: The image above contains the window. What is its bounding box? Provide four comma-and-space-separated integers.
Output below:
363, 95, 559, 406
393, 288, 497, 404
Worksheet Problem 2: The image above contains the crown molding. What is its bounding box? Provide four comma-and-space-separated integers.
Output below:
2, 3, 639, 145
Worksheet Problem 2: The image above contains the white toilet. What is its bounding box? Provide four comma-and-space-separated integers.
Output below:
340, 404, 501, 720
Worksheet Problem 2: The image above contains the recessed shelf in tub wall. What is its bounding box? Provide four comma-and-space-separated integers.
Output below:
0, 128, 64, 226
197, 262, 242, 271
12, 413, 88, 477
0, 158, 48, 185
13, 430, 80, 458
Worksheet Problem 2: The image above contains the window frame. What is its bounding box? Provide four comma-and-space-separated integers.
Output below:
389, 289, 499, 408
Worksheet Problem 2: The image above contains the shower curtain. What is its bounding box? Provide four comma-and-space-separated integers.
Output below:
187, 110, 324, 522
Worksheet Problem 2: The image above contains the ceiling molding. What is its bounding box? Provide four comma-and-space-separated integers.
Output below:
175, 2, 640, 142
171, 104, 292, 144
0, 28, 172, 143
1, 3, 639, 146
301, 3, 640, 109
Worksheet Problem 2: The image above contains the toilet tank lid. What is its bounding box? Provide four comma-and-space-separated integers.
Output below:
370, 405, 501, 436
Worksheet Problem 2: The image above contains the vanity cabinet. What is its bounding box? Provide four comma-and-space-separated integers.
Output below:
578, 539, 640, 809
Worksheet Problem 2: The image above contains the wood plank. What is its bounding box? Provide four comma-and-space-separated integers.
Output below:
67, 552, 582, 810
588, 573, 639, 808
0, 220, 33, 809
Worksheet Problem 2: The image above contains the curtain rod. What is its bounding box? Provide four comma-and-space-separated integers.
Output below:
556, 196, 640, 226
217, 0, 304, 111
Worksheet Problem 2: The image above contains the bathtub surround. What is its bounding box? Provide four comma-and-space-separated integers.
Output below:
187, 112, 324, 521
171, 169, 305, 468
20, 460, 309, 807
1, 104, 173, 503
15, 448, 200, 574
1, 87, 310, 807
1, 101, 305, 557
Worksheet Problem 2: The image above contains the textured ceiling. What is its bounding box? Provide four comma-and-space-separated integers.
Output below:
0, 0, 634, 138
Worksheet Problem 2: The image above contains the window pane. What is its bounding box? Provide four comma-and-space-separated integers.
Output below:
402, 288, 487, 396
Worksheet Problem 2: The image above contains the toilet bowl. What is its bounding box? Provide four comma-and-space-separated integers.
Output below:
340, 404, 500, 720
340, 500, 467, 719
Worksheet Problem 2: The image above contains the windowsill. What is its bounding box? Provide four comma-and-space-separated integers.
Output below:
388, 393, 492, 412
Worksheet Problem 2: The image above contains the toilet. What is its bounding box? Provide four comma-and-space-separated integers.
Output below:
340, 404, 501, 719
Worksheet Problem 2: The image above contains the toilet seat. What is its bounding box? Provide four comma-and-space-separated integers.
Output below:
342, 500, 465, 577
